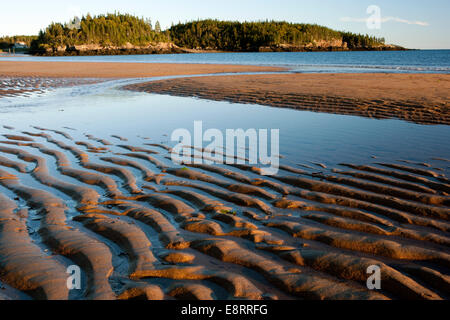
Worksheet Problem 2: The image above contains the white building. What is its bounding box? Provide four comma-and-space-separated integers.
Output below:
13, 42, 28, 49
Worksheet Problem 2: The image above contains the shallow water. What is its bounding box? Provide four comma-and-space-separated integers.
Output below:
1, 81, 449, 175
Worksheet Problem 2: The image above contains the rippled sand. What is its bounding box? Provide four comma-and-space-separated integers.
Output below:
0, 77, 101, 98
126, 73, 450, 125
0, 125, 449, 300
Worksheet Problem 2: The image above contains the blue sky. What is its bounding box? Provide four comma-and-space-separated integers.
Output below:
1, 0, 449, 49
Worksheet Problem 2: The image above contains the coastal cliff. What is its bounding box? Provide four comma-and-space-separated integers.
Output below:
258, 37, 405, 52
36, 41, 404, 56
37, 42, 188, 56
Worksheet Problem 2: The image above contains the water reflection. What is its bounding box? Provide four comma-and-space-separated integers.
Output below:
1, 84, 449, 175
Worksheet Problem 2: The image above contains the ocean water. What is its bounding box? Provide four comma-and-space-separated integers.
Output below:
1, 50, 449, 73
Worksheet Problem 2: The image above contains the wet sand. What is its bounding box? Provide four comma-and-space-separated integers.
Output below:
0, 61, 284, 99
0, 61, 284, 78
126, 73, 450, 125
0, 126, 448, 300
0, 77, 100, 98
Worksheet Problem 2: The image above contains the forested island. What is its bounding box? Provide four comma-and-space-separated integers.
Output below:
2, 13, 404, 56
169, 20, 395, 52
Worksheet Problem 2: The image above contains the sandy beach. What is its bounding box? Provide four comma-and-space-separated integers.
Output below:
0, 61, 449, 301
126, 73, 450, 125
0, 61, 284, 78
0, 61, 284, 99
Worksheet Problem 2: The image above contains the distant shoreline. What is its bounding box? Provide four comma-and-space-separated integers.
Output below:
30, 45, 408, 57
1, 46, 414, 58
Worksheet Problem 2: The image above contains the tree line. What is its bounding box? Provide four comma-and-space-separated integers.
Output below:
31, 13, 167, 53
29, 14, 391, 54
169, 20, 386, 50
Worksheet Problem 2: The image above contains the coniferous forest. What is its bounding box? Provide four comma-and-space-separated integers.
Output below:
168, 20, 388, 51
2, 13, 401, 55
29, 13, 168, 54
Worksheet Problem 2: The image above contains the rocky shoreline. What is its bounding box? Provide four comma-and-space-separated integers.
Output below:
31, 42, 406, 56
32, 42, 189, 56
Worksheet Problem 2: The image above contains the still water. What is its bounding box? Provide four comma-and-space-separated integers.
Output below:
1, 79, 449, 175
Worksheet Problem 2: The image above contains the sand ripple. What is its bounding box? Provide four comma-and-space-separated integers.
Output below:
0, 78, 100, 99
125, 73, 450, 125
0, 127, 448, 300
